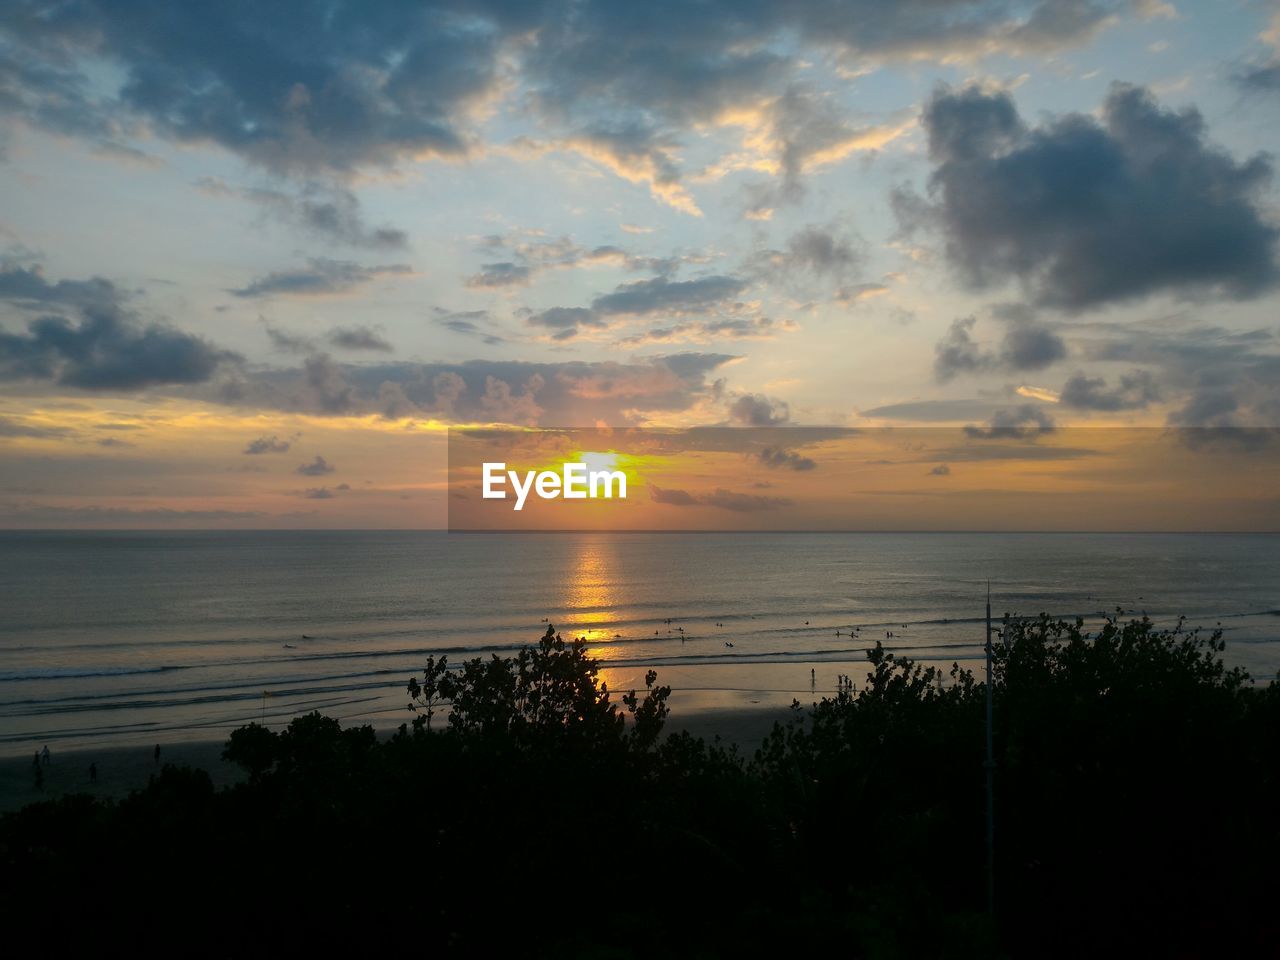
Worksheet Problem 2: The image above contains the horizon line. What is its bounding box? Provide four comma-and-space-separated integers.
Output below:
2, 528, 1278, 535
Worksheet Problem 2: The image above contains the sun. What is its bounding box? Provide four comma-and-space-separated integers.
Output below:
578, 451, 621, 475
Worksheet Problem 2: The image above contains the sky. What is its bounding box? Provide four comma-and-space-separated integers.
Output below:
1, 0, 1278, 529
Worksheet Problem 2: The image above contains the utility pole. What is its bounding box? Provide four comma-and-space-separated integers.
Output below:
984, 581, 995, 916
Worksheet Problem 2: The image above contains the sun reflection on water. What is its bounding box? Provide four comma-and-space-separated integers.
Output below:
559, 537, 621, 644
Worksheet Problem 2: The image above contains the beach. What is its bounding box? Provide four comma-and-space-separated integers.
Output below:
4, 530, 1277, 760
0, 705, 792, 812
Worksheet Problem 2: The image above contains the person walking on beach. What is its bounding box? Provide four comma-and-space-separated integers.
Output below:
153, 743, 161, 765
40, 745, 50, 765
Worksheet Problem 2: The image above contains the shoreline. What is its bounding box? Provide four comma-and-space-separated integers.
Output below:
0, 704, 794, 813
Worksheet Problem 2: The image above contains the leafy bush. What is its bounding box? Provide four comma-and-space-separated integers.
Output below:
1, 614, 1276, 957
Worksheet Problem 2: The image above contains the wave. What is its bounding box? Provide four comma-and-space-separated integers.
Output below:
0, 665, 180, 683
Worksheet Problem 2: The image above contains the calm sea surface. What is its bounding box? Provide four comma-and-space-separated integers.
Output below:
1, 531, 1278, 755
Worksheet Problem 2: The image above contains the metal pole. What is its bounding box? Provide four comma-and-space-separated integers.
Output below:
985, 581, 995, 916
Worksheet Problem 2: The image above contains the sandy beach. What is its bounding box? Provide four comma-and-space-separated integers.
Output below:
0, 706, 792, 813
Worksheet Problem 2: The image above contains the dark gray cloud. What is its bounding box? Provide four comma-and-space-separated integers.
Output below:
0, 1, 536, 174
650, 484, 792, 512
328, 326, 393, 353
0, 415, 69, 439
1079, 322, 1280, 428
1, 0, 1149, 208
934, 316, 1067, 382
729, 393, 789, 426
212, 352, 737, 426
749, 222, 865, 297
243, 435, 291, 455
916, 82, 1278, 309
522, 1, 1129, 201
1002, 321, 1067, 370
0, 265, 124, 311
591, 275, 746, 316
432, 308, 505, 345
618, 316, 795, 346
296, 455, 334, 476
0, 266, 238, 390
526, 306, 605, 341
1059, 370, 1160, 411
522, 274, 751, 341
963, 404, 1056, 438
934, 317, 986, 381
262, 321, 313, 354
197, 178, 409, 250
1234, 61, 1280, 94
862, 398, 1029, 422
467, 233, 681, 289
757, 446, 816, 471
302, 487, 335, 499
649, 485, 698, 507
465, 262, 533, 288
230, 258, 411, 298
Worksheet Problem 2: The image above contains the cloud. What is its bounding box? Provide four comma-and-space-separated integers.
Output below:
591, 275, 747, 316
0, 266, 238, 390
916, 82, 1278, 309
302, 487, 335, 499
1233, 8, 1280, 95
757, 446, 816, 470
1002, 321, 1068, 370
963, 404, 1056, 438
1079, 322, 1280, 428
729, 393, 789, 426
262, 320, 314, 354
296, 455, 334, 476
649, 485, 698, 507
211, 352, 738, 426
526, 306, 606, 341
934, 316, 1067, 382
559, 126, 704, 216
465, 262, 533, 288
520, 1, 1115, 206
862, 398, 1029, 422
650, 484, 792, 512
466, 232, 681, 289
0, 0, 1151, 287
0, 2, 527, 175
749, 223, 865, 297
0, 0, 1145, 210
618, 316, 796, 346
197, 178, 408, 250
328, 326, 393, 353
724, 88, 914, 209
243, 435, 291, 455
523, 274, 751, 341
432, 308, 505, 345
230, 259, 412, 298
1059, 370, 1161, 411
0, 415, 70, 439
928, 463, 951, 476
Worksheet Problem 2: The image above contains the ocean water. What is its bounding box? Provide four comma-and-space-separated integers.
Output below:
1, 531, 1278, 755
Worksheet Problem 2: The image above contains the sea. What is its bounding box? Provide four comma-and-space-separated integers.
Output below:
1, 531, 1278, 755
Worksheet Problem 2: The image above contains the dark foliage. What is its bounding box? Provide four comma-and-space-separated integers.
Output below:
1, 618, 1276, 957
